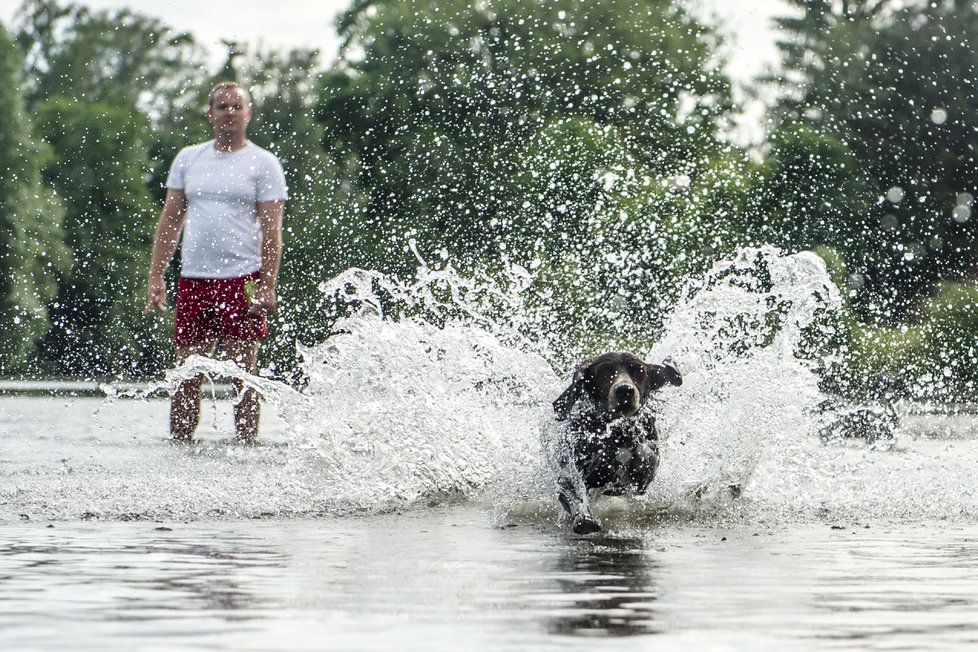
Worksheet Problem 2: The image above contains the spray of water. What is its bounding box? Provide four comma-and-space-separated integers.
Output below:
8, 245, 978, 524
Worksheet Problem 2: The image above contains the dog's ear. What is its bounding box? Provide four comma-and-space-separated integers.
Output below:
553, 365, 588, 421
648, 360, 682, 391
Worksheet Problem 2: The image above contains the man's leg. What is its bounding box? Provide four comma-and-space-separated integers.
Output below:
223, 339, 260, 442
171, 342, 216, 441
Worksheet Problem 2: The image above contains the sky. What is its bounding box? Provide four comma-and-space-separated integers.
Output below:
1, 0, 793, 141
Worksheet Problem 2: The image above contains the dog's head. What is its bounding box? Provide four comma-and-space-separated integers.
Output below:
553, 352, 682, 421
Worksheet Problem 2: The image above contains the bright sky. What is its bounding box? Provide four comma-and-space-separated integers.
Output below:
1, 0, 792, 141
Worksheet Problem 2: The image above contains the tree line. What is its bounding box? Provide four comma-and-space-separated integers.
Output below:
1, 0, 977, 401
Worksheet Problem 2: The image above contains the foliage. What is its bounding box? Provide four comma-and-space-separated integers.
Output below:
839, 280, 978, 403
0, 23, 68, 375
768, 0, 978, 321
2, 0, 978, 403
34, 97, 164, 376
917, 281, 978, 399
14, 0, 207, 118
317, 0, 736, 355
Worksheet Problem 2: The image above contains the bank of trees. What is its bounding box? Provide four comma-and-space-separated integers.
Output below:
2, 0, 977, 399
763, 0, 978, 399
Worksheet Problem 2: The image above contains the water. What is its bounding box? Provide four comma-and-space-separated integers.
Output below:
5, 505, 978, 651
5, 247, 978, 649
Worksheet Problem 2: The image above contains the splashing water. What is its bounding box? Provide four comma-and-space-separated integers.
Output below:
7, 246, 978, 524
644, 246, 978, 523
646, 247, 842, 516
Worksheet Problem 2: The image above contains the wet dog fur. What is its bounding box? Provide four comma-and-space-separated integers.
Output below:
552, 352, 682, 534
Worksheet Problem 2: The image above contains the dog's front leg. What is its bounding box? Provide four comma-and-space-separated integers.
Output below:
557, 474, 601, 534
629, 440, 660, 495
551, 422, 603, 535
555, 452, 601, 534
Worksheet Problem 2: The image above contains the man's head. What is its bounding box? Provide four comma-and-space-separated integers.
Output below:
206, 82, 252, 139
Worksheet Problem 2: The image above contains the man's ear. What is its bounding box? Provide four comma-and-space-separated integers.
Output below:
649, 361, 682, 391
553, 365, 588, 421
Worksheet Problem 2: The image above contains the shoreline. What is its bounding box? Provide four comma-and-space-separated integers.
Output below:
0, 379, 233, 398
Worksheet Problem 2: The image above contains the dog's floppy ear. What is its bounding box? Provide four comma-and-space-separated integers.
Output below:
553, 364, 588, 421
648, 360, 682, 391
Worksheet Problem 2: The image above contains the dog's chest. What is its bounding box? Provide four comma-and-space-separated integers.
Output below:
567, 410, 657, 464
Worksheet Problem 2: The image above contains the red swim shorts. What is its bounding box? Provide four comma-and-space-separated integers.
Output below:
174, 272, 269, 347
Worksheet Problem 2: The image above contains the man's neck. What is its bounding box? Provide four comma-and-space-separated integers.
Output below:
213, 134, 248, 152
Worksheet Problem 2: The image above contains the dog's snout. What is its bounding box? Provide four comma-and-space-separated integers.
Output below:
614, 384, 636, 400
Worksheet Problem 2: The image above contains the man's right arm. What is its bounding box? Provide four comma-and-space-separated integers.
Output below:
145, 189, 188, 314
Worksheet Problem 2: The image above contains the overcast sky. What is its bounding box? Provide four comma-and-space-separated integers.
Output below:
0, 0, 790, 75
1, 0, 793, 141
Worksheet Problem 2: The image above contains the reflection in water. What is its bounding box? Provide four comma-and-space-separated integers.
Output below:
6, 516, 978, 651
546, 536, 661, 637
0, 528, 288, 626
144, 539, 284, 616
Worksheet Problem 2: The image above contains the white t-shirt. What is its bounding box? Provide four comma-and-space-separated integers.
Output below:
166, 140, 288, 279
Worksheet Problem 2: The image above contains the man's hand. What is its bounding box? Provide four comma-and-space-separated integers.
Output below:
145, 190, 187, 315
249, 282, 277, 315
145, 277, 168, 314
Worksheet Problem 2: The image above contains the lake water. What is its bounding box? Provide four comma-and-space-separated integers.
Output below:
5, 249, 978, 650
4, 395, 978, 651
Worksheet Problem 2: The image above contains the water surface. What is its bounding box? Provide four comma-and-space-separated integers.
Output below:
6, 250, 978, 649
4, 397, 978, 651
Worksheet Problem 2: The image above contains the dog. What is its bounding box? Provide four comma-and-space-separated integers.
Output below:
551, 352, 682, 534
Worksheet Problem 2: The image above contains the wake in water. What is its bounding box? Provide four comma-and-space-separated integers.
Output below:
7, 245, 978, 524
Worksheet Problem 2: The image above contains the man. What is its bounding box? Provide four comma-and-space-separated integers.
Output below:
145, 82, 287, 443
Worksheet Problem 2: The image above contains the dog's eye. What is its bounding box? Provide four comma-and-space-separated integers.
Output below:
629, 363, 647, 377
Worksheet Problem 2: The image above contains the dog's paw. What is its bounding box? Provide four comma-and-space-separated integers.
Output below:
572, 514, 602, 535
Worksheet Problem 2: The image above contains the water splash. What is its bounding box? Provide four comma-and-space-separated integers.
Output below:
8, 246, 978, 524
645, 247, 841, 515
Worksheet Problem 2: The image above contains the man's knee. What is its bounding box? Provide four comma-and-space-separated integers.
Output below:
175, 374, 205, 396
224, 340, 259, 370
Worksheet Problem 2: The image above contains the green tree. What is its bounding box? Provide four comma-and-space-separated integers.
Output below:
317, 0, 736, 355
768, 0, 978, 319
14, 0, 205, 117
14, 0, 210, 210
319, 0, 731, 268
750, 126, 879, 314
34, 97, 163, 376
11, 0, 210, 376
0, 24, 68, 376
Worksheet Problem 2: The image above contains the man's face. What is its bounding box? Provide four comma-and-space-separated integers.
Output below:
206, 87, 252, 137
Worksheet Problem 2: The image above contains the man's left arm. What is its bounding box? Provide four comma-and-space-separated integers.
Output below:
252, 200, 285, 315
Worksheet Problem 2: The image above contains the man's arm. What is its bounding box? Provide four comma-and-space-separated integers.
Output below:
145, 189, 188, 313
251, 199, 285, 315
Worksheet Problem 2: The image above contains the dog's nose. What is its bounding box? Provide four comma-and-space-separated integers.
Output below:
614, 384, 636, 400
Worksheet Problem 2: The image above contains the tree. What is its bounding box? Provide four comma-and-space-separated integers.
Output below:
750, 125, 879, 312
14, 0, 206, 118
317, 0, 736, 354
14, 0, 210, 208
34, 97, 163, 376
0, 24, 68, 376
768, 0, 978, 319
9, 0, 211, 376
319, 0, 730, 266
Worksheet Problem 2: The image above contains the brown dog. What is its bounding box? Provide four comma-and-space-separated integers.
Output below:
552, 352, 682, 534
